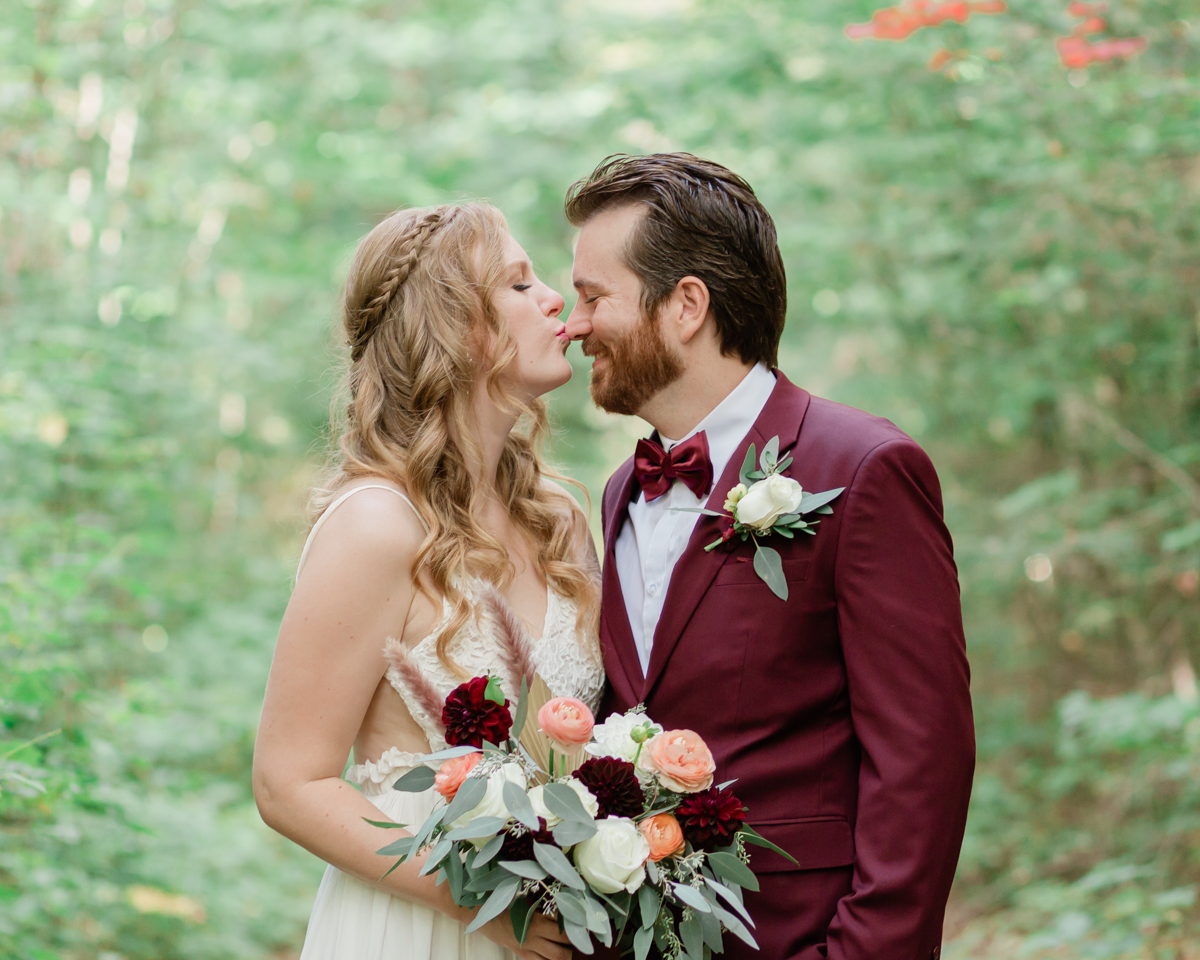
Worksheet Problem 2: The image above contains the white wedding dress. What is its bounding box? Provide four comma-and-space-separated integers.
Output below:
294, 483, 606, 960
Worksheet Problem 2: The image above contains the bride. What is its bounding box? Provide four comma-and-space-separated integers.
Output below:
252, 202, 603, 960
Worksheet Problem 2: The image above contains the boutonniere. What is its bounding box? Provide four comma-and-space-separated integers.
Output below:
676, 436, 844, 600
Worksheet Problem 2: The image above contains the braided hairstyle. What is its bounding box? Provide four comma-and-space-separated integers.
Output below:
311, 203, 599, 674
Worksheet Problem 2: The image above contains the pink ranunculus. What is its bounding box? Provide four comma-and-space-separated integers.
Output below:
433, 751, 482, 801
537, 697, 595, 753
639, 729, 716, 794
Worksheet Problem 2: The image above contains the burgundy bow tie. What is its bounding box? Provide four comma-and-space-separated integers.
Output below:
633, 431, 714, 503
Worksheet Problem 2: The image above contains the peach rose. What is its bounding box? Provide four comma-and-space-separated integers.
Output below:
639, 813, 686, 861
639, 729, 715, 793
537, 696, 595, 753
433, 751, 482, 801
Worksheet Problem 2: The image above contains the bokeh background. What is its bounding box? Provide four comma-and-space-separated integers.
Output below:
3, 0, 1199, 957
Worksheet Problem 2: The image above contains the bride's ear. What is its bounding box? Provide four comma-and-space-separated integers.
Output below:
670, 275, 712, 346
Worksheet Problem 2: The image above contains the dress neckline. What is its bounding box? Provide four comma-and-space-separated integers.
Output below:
407, 579, 557, 661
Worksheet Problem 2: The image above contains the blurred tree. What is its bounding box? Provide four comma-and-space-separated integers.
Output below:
1, 0, 1197, 957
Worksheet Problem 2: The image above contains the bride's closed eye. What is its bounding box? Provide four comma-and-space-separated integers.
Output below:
513, 283, 531, 292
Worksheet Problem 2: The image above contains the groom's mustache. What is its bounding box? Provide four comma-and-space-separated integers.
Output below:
580, 335, 608, 359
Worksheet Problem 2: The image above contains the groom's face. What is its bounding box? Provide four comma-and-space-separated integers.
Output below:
566, 204, 683, 416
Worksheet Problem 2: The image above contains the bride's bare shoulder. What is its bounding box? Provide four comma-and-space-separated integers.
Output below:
300, 481, 426, 578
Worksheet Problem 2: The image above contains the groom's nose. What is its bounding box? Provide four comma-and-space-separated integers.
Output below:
563, 309, 592, 342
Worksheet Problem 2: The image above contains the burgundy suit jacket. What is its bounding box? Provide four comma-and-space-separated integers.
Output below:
597, 372, 974, 960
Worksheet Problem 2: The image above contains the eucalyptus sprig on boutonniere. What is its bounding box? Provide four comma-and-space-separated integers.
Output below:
675, 436, 844, 601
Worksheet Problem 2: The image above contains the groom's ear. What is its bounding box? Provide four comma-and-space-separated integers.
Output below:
670, 275, 712, 346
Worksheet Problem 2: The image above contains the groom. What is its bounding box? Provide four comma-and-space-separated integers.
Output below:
562, 154, 975, 960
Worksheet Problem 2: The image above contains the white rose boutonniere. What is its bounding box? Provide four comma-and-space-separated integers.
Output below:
676, 436, 844, 600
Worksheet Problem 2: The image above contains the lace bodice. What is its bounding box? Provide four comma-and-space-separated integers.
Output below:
385, 581, 605, 754
296, 482, 605, 795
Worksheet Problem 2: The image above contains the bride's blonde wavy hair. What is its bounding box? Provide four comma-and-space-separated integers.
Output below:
311, 202, 599, 674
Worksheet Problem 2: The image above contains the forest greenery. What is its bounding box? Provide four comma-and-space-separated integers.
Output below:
2, 0, 1199, 957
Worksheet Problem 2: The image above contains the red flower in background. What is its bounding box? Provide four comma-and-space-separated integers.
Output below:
845, 0, 1006, 41
442, 676, 513, 748
1056, 0, 1147, 68
676, 786, 747, 852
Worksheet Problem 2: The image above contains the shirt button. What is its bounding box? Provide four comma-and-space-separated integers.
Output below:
647, 582, 659, 597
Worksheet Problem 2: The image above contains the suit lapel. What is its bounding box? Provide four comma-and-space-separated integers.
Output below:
640, 372, 812, 700
599, 459, 645, 701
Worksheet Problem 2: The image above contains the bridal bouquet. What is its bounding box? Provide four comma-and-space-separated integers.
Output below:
369, 674, 793, 958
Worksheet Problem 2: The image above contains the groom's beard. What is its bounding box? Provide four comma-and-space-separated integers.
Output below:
582, 311, 684, 416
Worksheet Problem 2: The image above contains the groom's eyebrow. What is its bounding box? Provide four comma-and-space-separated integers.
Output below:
573, 277, 600, 291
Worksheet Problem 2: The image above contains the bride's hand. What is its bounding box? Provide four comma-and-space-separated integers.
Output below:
480, 910, 572, 960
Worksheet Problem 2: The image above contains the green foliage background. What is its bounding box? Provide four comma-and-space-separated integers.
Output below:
2, 0, 1199, 957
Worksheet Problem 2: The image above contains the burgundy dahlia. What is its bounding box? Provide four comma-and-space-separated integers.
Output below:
442, 676, 512, 748
675, 786, 746, 852
499, 818, 556, 862
572, 757, 644, 819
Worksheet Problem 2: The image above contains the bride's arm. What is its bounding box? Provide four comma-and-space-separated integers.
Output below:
252, 489, 463, 909
252, 489, 568, 958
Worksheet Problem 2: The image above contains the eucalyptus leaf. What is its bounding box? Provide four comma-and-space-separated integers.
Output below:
499, 858, 547, 880
709, 902, 759, 949
417, 745, 486, 764
634, 924, 654, 960
680, 914, 704, 960
555, 888, 589, 926
444, 843, 465, 900
444, 816, 508, 841
503, 779, 540, 831
638, 881, 661, 929
465, 867, 512, 893
418, 837, 453, 876
511, 894, 535, 944
473, 832, 505, 867
740, 824, 799, 864
375, 835, 417, 858
775, 455, 793, 473
553, 818, 598, 847
706, 851, 760, 892
759, 435, 779, 473
563, 918, 594, 954
797, 487, 845, 515
543, 781, 594, 824
698, 904, 725, 952
512, 675, 530, 745
703, 877, 755, 925
441, 774, 488, 824
672, 882, 712, 913
533, 840, 586, 890
581, 889, 611, 937
391, 765, 437, 793
739, 445, 757, 486
753, 544, 788, 601
464, 875, 520, 933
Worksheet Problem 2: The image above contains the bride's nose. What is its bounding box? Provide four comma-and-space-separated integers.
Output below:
543, 288, 565, 318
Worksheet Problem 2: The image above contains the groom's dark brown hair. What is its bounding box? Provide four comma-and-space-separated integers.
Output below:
564, 152, 787, 368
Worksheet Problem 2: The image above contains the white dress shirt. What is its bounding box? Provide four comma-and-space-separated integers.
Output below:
614, 363, 777, 674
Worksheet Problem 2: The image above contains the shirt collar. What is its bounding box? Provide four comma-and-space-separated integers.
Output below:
660, 363, 777, 488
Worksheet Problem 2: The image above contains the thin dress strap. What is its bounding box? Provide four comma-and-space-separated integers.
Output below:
296, 484, 428, 578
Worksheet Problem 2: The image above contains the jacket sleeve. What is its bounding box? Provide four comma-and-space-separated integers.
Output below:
824, 438, 975, 960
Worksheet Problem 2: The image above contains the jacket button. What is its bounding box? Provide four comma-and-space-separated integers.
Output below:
931, 947, 941, 960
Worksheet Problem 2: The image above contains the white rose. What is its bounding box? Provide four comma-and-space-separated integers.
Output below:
528, 780, 599, 827
573, 817, 650, 894
450, 763, 526, 845
734, 474, 804, 532
584, 712, 664, 763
